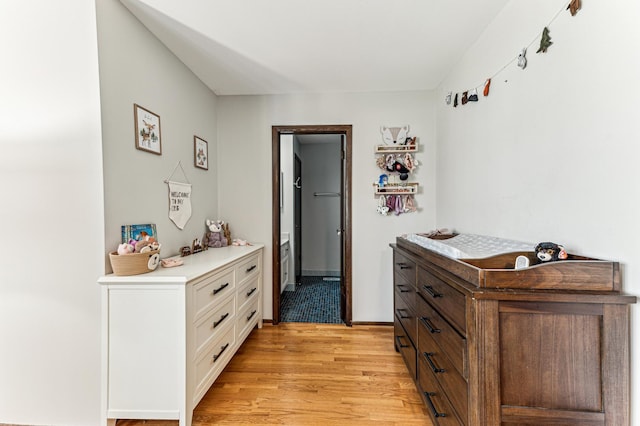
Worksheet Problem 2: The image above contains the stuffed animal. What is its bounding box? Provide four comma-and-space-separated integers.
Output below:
534, 242, 568, 262
117, 243, 134, 255
377, 195, 389, 215
133, 238, 160, 253
223, 223, 232, 246
204, 219, 228, 248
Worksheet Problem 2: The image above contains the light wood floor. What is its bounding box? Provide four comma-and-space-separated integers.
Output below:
117, 323, 432, 426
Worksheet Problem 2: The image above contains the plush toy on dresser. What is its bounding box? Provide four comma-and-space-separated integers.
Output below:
203, 219, 228, 248
534, 241, 568, 262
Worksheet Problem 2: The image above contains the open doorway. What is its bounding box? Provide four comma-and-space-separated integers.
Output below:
271, 125, 352, 326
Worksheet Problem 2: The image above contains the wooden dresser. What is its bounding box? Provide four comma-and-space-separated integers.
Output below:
392, 237, 635, 426
98, 244, 263, 426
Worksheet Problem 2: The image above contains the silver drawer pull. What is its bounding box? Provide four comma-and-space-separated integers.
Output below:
246, 264, 257, 273
246, 309, 257, 321
213, 312, 230, 328
212, 282, 229, 295
212, 343, 230, 362
246, 287, 258, 297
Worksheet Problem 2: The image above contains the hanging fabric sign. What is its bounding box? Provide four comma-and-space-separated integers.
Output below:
167, 180, 192, 229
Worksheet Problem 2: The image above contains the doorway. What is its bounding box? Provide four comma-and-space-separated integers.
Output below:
272, 125, 352, 326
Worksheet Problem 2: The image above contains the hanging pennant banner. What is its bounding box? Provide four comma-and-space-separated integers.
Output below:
167, 180, 192, 229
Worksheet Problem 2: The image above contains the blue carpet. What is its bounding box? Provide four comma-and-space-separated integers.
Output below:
281, 276, 342, 323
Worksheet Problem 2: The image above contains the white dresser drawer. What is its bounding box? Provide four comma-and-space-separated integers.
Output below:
193, 268, 235, 320
237, 297, 260, 341
194, 294, 236, 356
194, 325, 236, 401
237, 275, 259, 312
235, 254, 260, 285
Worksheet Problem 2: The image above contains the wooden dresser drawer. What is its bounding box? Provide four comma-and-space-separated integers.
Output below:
394, 272, 417, 314
394, 321, 417, 380
236, 254, 260, 285
193, 268, 235, 320
418, 354, 464, 426
418, 321, 468, 421
418, 267, 466, 333
194, 295, 235, 355
395, 288, 416, 345
416, 295, 466, 379
394, 251, 416, 286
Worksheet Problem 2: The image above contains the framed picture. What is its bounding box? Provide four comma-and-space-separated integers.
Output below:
121, 224, 157, 243
194, 136, 208, 170
134, 103, 162, 155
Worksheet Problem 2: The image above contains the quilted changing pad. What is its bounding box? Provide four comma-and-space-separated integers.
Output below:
402, 233, 534, 259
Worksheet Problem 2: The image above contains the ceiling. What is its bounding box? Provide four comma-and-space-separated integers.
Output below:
120, 0, 510, 96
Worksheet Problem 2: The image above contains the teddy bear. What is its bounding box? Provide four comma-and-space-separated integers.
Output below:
203, 219, 228, 248
534, 242, 568, 262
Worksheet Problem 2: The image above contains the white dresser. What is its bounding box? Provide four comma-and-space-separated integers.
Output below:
98, 244, 263, 426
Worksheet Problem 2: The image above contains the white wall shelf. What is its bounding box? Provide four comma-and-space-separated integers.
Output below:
373, 182, 418, 194
374, 142, 418, 153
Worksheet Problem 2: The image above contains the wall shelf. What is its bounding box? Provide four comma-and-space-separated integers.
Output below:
374, 142, 418, 153
373, 182, 418, 194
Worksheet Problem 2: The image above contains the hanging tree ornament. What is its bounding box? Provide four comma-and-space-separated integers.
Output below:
537, 27, 553, 53
517, 48, 528, 69
567, 0, 581, 16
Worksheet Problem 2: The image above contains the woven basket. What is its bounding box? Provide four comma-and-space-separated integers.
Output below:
109, 250, 160, 276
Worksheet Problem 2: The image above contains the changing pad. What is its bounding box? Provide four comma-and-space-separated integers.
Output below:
402, 233, 533, 259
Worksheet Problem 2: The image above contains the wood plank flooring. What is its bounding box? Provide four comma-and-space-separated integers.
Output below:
117, 323, 431, 425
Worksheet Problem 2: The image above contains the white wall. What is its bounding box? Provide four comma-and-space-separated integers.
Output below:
0, 1, 104, 425
300, 139, 342, 275
217, 91, 436, 322
280, 134, 295, 290
97, 0, 219, 263
436, 0, 640, 423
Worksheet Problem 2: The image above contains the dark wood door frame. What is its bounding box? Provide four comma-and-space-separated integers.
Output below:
272, 125, 352, 326
294, 154, 302, 285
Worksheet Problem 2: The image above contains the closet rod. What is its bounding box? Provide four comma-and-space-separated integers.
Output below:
313, 192, 341, 197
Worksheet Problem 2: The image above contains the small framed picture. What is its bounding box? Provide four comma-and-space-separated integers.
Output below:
194, 136, 208, 170
134, 103, 162, 155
